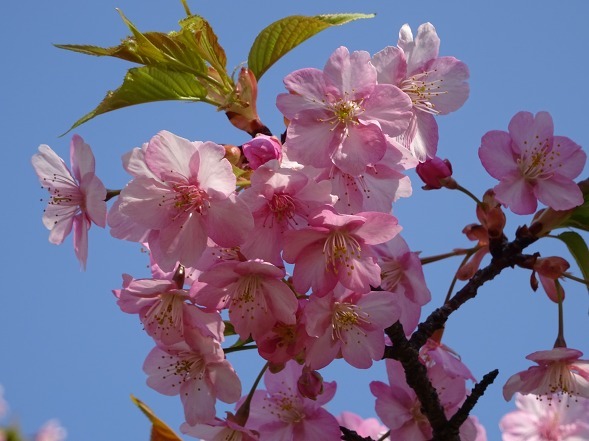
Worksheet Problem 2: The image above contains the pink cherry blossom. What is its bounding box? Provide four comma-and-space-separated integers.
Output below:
303, 287, 400, 369
375, 235, 430, 334
256, 300, 311, 370
143, 329, 241, 425
500, 393, 589, 441
114, 270, 224, 345
238, 160, 335, 265
283, 206, 401, 296
193, 259, 298, 341
35, 420, 67, 441
372, 23, 470, 161
32, 135, 107, 269
245, 360, 341, 441
318, 141, 414, 215
277, 46, 412, 175
503, 347, 589, 401
479, 111, 586, 215
112, 130, 253, 270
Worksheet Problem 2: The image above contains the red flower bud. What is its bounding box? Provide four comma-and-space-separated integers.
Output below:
416, 157, 454, 189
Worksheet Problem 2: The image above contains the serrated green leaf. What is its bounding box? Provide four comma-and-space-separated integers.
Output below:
56, 10, 208, 75
555, 231, 589, 293
178, 15, 229, 84
65, 66, 207, 133
248, 13, 375, 80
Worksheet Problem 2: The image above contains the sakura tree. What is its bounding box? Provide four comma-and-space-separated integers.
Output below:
22, 2, 589, 441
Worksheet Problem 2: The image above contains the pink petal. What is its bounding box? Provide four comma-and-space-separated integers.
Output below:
193, 141, 235, 197
73, 214, 89, 269
494, 175, 537, 215
534, 175, 584, 211
70, 135, 95, 182
323, 47, 375, 99
145, 131, 196, 179
353, 211, 401, 245
332, 122, 387, 175
205, 196, 253, 248
361, 84, 413, 137
425, 57, 470, 114
478, 130, 519, 179
372, 46, 407, 85
508, 111, 554, 154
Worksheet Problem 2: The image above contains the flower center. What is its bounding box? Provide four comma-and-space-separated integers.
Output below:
268, 193, 297, 224
331, 302, 370, 341
517, 137, 560, 181
323, 231, 362, 275
268, 394, 305, 424
142, 292, 185, 338
331, 99, 362, 124
171, 182, 210, 217
380, 260, 404, 291
160, 353, 206, 388
400, 70, 445, 114
229, 275, 267, 320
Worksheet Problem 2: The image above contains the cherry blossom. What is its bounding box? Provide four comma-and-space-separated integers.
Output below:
193, 259, 298, 341
245, 360, 340, 441
277, 46, 412, 175
503, 347, 589, 401
114, 271, 224, 345
239, 160, 335, 265
479, 111, 586, 215
283, 206, 401, 296
143, 329, 241, 425
32, 135, 107, 269
303, 287, 400, 369
372, 23, 470, 161
112, 130, 253, 270
499, 393, 589, 441
34, 420, 67, 441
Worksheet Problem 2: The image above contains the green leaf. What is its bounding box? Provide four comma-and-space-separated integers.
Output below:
66, 66, 207, 133
56, 10, 208, 75
178, 15, 229, 84
248, 13, 375, 80
555, 231, 589, 293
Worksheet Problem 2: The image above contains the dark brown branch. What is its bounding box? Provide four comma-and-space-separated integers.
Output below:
379, 228, 538, 440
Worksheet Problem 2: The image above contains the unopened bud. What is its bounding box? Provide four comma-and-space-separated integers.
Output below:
242, 135, 282, 169
297, 367, 324, 400
416, 157, 455, 190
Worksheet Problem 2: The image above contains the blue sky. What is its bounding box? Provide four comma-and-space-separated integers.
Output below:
2, 0, 589, 440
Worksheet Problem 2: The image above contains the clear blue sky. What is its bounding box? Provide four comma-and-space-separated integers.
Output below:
2, 0, 589, 440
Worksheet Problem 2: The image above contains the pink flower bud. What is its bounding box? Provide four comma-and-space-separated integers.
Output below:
416, 157, 454, 189
242, 134, 282, 169
297, 367, 324, 400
